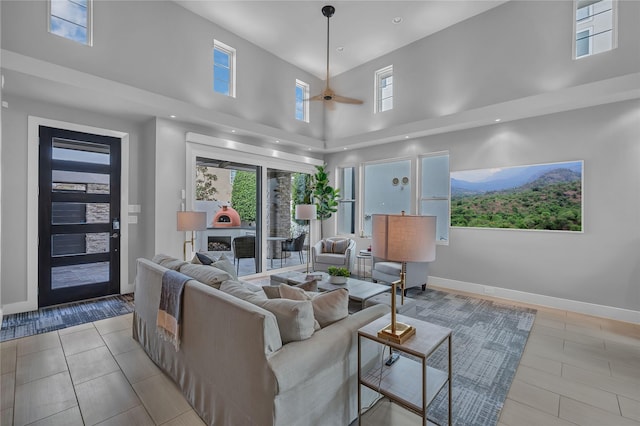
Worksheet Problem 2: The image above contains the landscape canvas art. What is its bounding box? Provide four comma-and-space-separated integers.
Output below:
451, 160, 583, 231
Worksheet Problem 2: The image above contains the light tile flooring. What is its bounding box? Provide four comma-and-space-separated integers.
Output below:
1, 295, 639, 425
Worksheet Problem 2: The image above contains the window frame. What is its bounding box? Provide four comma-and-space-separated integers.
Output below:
213, 39, 236, 98
374, 65, 393, 113
572, 0, 618, 60
418, 151, 450, 245
336, 166, 356, 236
48, 0, 93, 46
295, 79, 310, 123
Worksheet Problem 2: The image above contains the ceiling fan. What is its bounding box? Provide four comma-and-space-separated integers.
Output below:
309, 5, 363, 109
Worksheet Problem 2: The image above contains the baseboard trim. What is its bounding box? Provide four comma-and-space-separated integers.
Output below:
429, 276, 640, 325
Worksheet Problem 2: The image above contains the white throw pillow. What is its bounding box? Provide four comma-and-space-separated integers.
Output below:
279, 284, 349, 328
220, 280, 315, 343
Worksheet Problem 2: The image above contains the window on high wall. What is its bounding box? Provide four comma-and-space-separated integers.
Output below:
213, 40, 236, 97
48, 0, 92, 45
295, 80, 309, 122
374, 65, 393, 113
419, 152, 450, 243
363, 159, 411, 236
574, 0, 617, 59
337, 167, 355, 235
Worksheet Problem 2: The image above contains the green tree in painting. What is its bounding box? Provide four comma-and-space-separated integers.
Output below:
231, 171, 257, 222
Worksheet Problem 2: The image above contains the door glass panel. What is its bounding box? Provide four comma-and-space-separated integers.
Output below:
52, 232, 110, 256
52, 202, 110, 224
52, 138, 110, 164
51, 261, 110, 289
52, 170, 110, 193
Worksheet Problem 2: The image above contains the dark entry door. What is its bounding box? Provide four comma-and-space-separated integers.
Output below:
39, 126, 121, 307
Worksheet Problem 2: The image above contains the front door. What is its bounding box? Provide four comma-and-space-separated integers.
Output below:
38, 126, 121, 307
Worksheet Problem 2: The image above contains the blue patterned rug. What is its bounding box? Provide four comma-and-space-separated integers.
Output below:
0, 294, 134, 342
401, 288, 536, 426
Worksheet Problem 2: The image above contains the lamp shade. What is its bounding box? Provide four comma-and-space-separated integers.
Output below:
371, 214, 437, 263
177, 211, 207, 231
295, 204, 317, 220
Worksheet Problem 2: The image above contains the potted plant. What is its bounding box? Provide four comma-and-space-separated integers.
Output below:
327, 266, 350, 284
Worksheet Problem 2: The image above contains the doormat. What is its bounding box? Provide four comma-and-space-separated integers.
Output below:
0, 294, 134, 342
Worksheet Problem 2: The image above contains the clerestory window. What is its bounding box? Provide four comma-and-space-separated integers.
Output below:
48, 0, 92, 45
213, 40, 236, 97
574, 0, 617, 59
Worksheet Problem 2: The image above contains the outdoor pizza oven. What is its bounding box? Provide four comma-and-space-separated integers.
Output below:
212, 205, 241, 227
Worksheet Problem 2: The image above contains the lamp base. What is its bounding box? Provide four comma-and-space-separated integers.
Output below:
378, 322, 416, 344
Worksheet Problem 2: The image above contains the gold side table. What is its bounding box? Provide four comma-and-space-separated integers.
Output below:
358, 313, 452, 426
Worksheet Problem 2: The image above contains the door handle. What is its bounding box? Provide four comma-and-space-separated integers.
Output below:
111, 233, 119, 239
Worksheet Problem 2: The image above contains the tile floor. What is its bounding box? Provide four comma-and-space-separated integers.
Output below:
1, 294, 639, 425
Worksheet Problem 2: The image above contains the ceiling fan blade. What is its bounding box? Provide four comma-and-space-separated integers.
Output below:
308, 94, 325, 102
332, 95, 364, 105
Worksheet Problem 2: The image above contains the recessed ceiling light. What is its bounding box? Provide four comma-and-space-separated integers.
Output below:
169, 115, 176, 118
343, 147, 347, 150
392, 17, 403, 24
231, 129, 236, 133
336, 46, 344, 52
495, 118, 502, 122
405, 136, 410, 139
275, 140, 280, 143
308, 148, 312, 151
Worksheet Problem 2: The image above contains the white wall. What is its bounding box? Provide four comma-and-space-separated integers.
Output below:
0, 0, 325, 141
0, 95, 150, 306
326, 0, 640, 142
325, 99, 640, 315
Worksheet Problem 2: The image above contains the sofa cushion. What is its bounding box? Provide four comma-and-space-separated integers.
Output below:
322, 239, 349, 254
375, 261, 401, 276
179, 264, 232, 289
152, 254, 188, 271
279, 284, 348, 328
220, 281, 315, 344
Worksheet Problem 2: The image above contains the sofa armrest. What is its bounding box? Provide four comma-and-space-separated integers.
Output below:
267, 304, 389, 393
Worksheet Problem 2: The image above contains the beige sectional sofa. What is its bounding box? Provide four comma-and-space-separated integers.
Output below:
132, 256, 389, 426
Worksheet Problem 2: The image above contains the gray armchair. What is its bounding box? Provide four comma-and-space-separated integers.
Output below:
372, 257, 429, 295
312, 237, 356, 273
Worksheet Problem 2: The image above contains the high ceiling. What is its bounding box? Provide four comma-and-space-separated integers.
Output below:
175, 1, 508, 79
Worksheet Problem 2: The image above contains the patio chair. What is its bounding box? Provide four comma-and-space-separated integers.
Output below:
232, 235, 257, 274
280, 232, 306, 267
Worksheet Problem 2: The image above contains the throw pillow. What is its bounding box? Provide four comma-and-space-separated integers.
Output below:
195, 252, 215, 265
218, 253, 231, 262
311, 289, 349, 327
278, 284, 349, 328
322, 239, 349, 254
179, 264, 231, 289
211, 258, 238, 280
151, 254, 188, 271
220, 281, 315, 343
262, 286, 281, 299
279, 283, 310, 301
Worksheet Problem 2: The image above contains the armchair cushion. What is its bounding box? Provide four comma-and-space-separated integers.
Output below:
322, 239, 349, 254
375, 261, 401, 276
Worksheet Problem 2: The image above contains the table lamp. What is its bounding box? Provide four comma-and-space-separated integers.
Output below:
177, 211, 207, 260
372, 212, 436, 344
295, 204, 317, 273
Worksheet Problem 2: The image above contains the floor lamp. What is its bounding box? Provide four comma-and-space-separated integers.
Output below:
372, 212, 437, 344
177, 211, 207, 261
295, 204, 317, 273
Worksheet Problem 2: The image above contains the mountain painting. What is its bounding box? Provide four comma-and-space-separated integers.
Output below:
451, 161, 583, 231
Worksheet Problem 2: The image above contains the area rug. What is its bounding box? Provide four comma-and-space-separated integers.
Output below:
0, 294, 134, 342
401, 288, 536, 426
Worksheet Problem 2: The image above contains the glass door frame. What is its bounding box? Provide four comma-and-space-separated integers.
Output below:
185, 133, 323, 276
